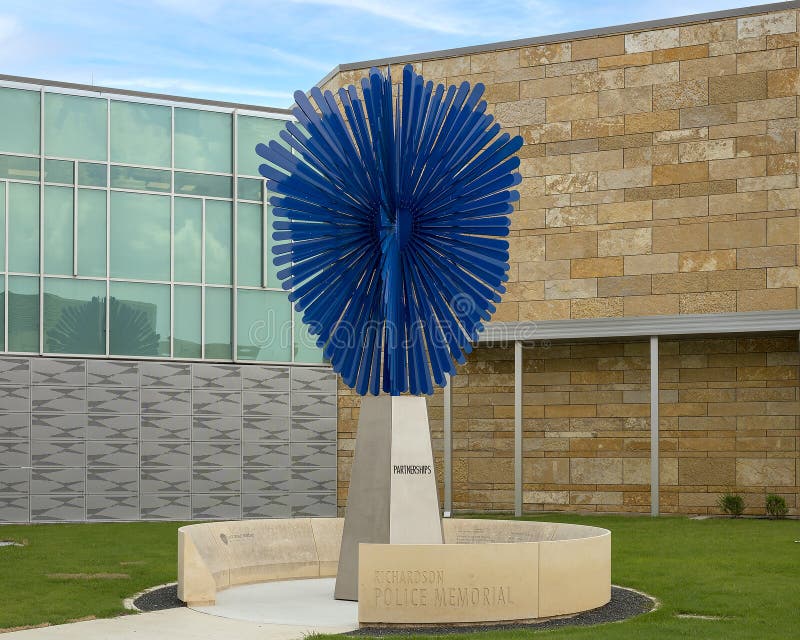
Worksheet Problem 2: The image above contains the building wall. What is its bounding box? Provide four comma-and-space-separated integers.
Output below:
0, 356, 337, 523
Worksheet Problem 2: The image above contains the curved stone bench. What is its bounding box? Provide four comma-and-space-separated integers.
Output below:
178, 518, 344, 605
178, 517, 610, 624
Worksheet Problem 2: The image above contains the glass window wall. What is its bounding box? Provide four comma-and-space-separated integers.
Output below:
44, 93, 107, 161
110, 191, 170, 281
110, 100, 171, 167
43, 278, 105, 355
0, 87, 40, 155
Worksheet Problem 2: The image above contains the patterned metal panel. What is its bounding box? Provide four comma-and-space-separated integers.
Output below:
0, 356, 336, 522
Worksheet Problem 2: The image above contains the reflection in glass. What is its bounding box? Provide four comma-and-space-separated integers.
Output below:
174, 197, 202, 283
174, 172, 232, 198
8, 276, 39, 352
0, 155, 40, 181
44, 159, 74, 184
8, 183, 39, 273
174, 108, 231, 173
78, 189, 107, 277
78, 162, 107, 187
237, 288, 291, 361
205, 287, 231, 359
237, 202, 261, 287
44, 93, 107, 161
174, 285, 201, 358
44, 278, 105, 355
109, 281, 170, 356
205, 200, 231, 284
293, 307, 325, 363
265, 205, 281, 288
0, 279, 3, 351
110, 100, 171, 167
110, 165, 170, 192
237, 115, 284, 177
0, 87, 40, 155
0, 183, 5, 268
110, 191, 170, 280
237, 177, 262, 201
44, 185, 73, 275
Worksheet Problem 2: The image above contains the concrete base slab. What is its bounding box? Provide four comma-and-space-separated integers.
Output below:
192, 577, 358, 628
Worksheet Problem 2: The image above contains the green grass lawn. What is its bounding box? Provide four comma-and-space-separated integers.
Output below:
0, 515, 798, 638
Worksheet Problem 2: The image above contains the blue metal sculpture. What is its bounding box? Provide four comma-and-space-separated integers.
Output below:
257, 64, 522, 396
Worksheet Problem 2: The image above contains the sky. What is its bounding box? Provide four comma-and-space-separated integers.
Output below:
0, 0, 778, 108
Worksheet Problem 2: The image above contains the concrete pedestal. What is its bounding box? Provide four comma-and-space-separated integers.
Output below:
334, 396, 443, 601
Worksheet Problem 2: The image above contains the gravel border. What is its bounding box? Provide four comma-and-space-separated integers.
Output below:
132, 584, 186, 612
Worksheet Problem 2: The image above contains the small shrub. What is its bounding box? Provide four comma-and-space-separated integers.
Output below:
765, 494, 788, 519
718, 493, 744, 517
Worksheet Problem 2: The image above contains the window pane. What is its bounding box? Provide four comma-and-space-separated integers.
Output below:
78, 162, 107, 187
205, 287, 231, 359
78, 189, 107, 277
44, 159, 74, 184
265, 204, 281, 288
110, 191, 170, 280
205, 200, 231, 284
44, 185, 73, 275
44, 278, 105, 355
174, 285, 201, 358
0, 87, 40, 155
237, 177, 262, 201
8, 275, 39, 352
8, 182, 39, 273
174, 108, 231, 173
237, 115, 284, 177
174, 197, 201, 283
237, 203, 261, 287
293, 308, 325, 363
237, 289, 291, 361
44, 93, 107, 161
110, 165, 170, 192
174, 172, 231, 198
109, 281, 169, 356
110, 100, 171, 167
0, 155, 40, 181
0, 183, 5, 269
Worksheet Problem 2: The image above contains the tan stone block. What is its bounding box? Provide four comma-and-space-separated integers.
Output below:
598, 132, 653, 150
708, 156, 767, 180
519, 299, 570, 320
624, 61, 679, 87
767, 266, 800, 288
518, 259, 570, 281
625, 293, 679, 316
523, 490, 569, 505
483, 82, 520, 104
546, 231, 597, 259
737, 245, 797, 268
653, 161, 708, 185
767, 153, 799, 176
624, 253, 678, 275
545, 59, 598, 78
680, 19, 736, 45
597, 200, 652, 223
767, 216, 799, 245
470, 49, 520, 73
421, 57, 471, 78
708, 72, 768, 105
736, 458, 795, 486
655, 44, 711, 64
570, 458, 623, 484
652, 223, 708, 253
598, 52, 652, 70
680, 54, 736, 80
597, 275, 652, 297
709, 120, 766, 139
545, 204, 597, 227
652, 127, 708, 144
678, 249, 737, 272
572, 116, 625, 140
768, 188, 800, 211
652, 195, 709, 219
625, 110, 680, 134
499, 66, 547, 83
680, 103, 737, 128
492, 98, 546, 127
736, 47, 797, 74
706, 268, 765, 291
678, 139, 735, 162
521, 42, 571, 66
520, 154, 571, 176
546, 93, 598, 122
508, 235, 546, 260
652, 271, 708, 293
625, 28, 680, 53
521, 122, 571, 144
519, 76, 572, 99
653, 79, 708, 110
572, 35, 625, 60
571, 256, 624, 278
737, 97, 796, 122
597, 166, 651, 190
524, 458, 569, 483
597, 227, 652, 256
737, 174, 796, 192
545, 278, 597, 300
737, 287, 797, 311
709, 219, 766, 249
545, 172, 597, 194
708, 191, 768, 214
767, 68, 800, 97
571, 69, 625, 93
737, 11, 796, 38
570, 296, 624, 318
679, 458, 734, 485
570, 149, 624, 173
679, 290, 737, 313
